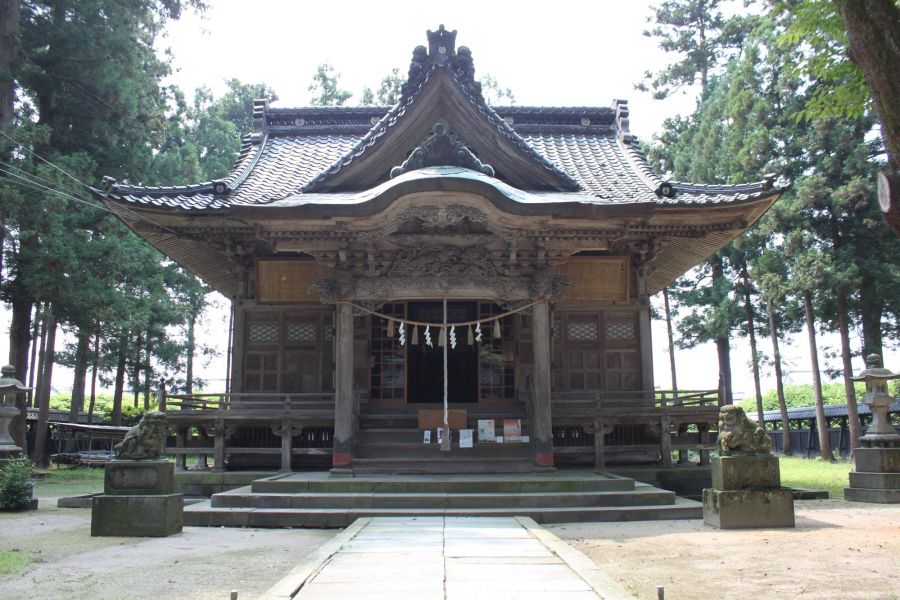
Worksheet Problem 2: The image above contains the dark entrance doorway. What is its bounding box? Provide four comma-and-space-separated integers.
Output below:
407, 302, 478, 403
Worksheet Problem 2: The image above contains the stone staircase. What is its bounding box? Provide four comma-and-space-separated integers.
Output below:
183, 470, 702, 528
350, 407, 535, 475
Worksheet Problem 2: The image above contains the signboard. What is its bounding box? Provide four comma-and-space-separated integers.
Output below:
554, 256, 629, 302
257, 260, 330, 303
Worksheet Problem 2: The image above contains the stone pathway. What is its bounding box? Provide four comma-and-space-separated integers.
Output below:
261, 516, 632, 600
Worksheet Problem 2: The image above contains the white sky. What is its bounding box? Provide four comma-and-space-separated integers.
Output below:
2, 0, 895, 400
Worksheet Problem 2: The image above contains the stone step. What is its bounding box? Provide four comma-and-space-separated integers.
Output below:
184, 497, 702, 528
251, 472, 635, 494
211, 485, 673, 510
354, 441, 534, 459
349, 457, 540, 474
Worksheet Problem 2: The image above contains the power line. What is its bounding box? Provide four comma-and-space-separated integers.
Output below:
0, 130, 95, 193
0, 165, 182, 236
0, 130, 185, 236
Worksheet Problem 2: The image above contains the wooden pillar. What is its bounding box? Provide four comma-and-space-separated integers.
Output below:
637, 266, 655, 395
174, 428, 187, 471
213, 416, 225, 472
660, 414, 672, 466
229, 300, 246, 393
280, 417, 293, 472
593, 415, 605, 470
332, 302, 354, 468
532, 299, 554, 467
699, 424, 710, 465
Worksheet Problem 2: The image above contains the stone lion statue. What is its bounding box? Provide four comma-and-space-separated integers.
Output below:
717, 405, 772, 455
114, 411, 167, 460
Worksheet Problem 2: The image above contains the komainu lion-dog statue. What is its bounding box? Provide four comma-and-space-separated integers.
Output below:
114, 411, 167, 460
717, 405, 772, 455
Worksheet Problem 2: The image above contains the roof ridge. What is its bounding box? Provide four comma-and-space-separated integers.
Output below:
104, 130, 267, 198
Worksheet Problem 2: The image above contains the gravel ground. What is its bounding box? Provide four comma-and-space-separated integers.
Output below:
549, 499, 900, 600
2, 491, 898, 600
0, 493, 335, 600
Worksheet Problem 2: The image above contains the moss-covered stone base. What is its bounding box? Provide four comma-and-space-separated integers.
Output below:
91, 493, 183, 537
702, 488, 795, 529
711, 455, 780, 490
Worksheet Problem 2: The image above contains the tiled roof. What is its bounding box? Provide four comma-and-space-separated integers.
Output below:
101, 103, 779, 211
761, 400, 900, 423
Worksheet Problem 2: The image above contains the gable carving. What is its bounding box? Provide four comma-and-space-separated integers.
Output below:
388, 246, 498, 278
390, 122, 494, 178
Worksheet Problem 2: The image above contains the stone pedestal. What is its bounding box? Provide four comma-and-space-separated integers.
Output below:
703, 455, 794, 529
844, 447, 900, 504
91, 460, 183, 537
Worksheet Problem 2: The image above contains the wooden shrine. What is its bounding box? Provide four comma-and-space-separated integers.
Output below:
97, 26, 784, 474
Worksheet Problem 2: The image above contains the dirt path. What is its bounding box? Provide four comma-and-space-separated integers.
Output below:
549, 500, 900, 600
0, 497, 335, 600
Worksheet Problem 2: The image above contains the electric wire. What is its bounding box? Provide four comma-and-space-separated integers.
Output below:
0, 131, 184, 237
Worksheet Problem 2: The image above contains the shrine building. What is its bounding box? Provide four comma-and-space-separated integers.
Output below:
97, 27, 783, 476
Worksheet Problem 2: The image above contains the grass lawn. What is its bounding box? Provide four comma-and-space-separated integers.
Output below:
32, 466, 105, 499
778, 455, 853, 498
0, 550, 30, 577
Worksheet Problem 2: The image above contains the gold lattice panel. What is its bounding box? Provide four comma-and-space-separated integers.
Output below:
257, 260, 330, 303
555, 256, 629, 302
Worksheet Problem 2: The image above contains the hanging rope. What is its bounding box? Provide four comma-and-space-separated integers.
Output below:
338, 300, 539, 328
443, 298, 449, 430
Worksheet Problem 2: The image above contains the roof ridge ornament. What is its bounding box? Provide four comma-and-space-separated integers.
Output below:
390, 122, 494, 178
427, 24, 457, 65
400, 26, 482, 102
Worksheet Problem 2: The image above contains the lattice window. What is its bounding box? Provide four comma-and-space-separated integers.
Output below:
568, 321, 599, 342
478, 302, 515, 399
286, 322, 317, 343
370, 303, 406, 401
248, 322, 279, 343
607, 321, 635, 341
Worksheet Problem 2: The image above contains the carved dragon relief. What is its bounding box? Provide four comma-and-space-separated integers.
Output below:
388, 246, 498, 278
390, 122, 494, 178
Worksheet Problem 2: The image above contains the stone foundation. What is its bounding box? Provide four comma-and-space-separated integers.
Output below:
91, 459, 183, 537
702, 454, 794, 529
845, 447, 900, 504
702, 487, 795, 529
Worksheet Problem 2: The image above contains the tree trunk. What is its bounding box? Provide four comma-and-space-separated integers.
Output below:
87, 332, 99, 424
111, 331, 128, 426
132, 331, 142, 408
33, 310, 57, 468
27, 309, 39, 391
836, 291, 861, 458
186, 312, 196, 394
803, 290, 833, 461
835, 0, 900, 233
7, 296, 31, 449
33, 308, 46, 410
143, 331, 152, 410
859, 294, 884, 358
711, 254, 733, 404
68, 329, 90, 421
741, 264, 764, 425
65, 328, 90, 451
768, 301, 791, 455
0, 0, 20, 134
662, 287, 678, 401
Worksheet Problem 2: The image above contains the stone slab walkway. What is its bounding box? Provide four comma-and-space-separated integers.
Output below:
260, 516, 632, 600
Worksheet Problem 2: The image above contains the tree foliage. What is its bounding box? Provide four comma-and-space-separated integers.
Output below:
308, 62, 352, 106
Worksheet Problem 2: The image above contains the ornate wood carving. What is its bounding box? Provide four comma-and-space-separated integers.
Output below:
554, 256, 629, 302
390, 122, 494, 177
388, 246, 498, 278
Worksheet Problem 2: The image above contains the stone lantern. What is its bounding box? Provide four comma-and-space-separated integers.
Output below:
0, 365, 30, 459
845, 354, 900, 503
